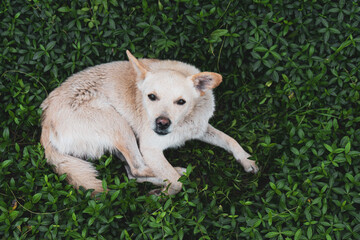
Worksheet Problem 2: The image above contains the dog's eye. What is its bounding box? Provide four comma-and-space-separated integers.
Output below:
148, 94, 157, 101
176, 99, 186, 105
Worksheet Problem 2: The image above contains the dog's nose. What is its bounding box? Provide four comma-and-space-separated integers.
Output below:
156, 117, 171, 130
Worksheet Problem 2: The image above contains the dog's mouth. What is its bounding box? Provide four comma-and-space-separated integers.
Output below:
154, 128, 170, 136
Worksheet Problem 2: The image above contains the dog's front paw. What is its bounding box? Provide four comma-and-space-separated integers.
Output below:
174, 167, 187, 176
241, 159, 259, 174
132, 166, 155, 177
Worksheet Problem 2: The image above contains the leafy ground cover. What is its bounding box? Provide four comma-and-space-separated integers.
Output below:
1, 0, 360, 239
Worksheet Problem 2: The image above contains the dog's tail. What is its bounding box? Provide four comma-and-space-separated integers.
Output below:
40, 125, 104, 194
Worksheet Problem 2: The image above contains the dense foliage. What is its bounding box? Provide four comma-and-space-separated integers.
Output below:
1, 0, 360, 239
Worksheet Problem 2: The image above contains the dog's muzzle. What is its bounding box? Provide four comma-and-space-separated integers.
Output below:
154, 116, 171, 135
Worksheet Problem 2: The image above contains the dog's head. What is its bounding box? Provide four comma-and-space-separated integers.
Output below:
127, 51, 222, 136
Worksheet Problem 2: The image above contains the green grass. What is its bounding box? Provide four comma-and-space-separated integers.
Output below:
1, 0, 360, 239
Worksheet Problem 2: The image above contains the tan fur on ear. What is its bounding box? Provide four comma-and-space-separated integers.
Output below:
191, 72, 222, 96
126, 50, 148, 80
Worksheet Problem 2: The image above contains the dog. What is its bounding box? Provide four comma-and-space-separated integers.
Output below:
40, 51, 259, 195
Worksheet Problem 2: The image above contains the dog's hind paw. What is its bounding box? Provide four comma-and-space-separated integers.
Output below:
148, 188, 162, 196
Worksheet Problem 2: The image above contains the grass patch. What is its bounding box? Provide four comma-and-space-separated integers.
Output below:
1, 0, 360, 239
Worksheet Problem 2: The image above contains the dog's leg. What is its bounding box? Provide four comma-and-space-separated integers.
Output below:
139, 147, 182, 195
198, 124, 259, 173
127, 166, 186, 185
112, 119, 155, 178
114, 140, 154, 178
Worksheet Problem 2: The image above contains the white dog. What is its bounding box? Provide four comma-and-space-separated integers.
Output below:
40, 51, 258, 195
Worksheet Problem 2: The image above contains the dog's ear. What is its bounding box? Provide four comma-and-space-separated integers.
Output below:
126, 50, 148, 80
191, 72, 222, 96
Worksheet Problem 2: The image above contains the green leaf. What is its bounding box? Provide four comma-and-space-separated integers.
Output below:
265, 232, 279, 238
136, 22, 150, 28
149, 221, 162, 228
329, 28, 340, 34
32, 193, 42, 203
58, 6, 71, 12
324, 144, 333, 153
291, 147, 300, 155
268, 211, 272, 226
3, 127, 9, 139
298, 129, 305, 139
282, 231, 294, 236
163, 226, 173, 235
172, 212, 183, 219
88, 217, 96, 226
270, 51, 282, 60
332, 187, 345, 194
47, 193, 54, 203
83, 207, 94, 215
210, 29, 228, 38
111, 190, 120, 202
178, 228, 184, 240
102, 179, 107, 191
345, 142, 351, 154
294, 229, 302, 240
104, 157, 112, 167
72, 212, 77, 222
164, 199, 172, 210
254, 46, 268, 52
33, 51, 44, 60
1, 160, 13, 168
46, 41, 57, 50
307, 226, 313, 239
9, 211, 19, 221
